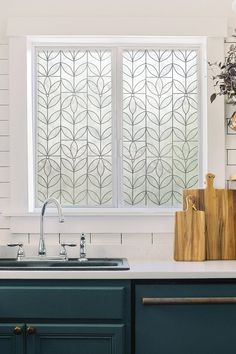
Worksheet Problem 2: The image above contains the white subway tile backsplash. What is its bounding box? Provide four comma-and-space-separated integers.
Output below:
29, 233, 59, 245
60, 233, 91, 244
122, 233, 152, 245
226, 135, 236, 149
11, 233, 29, 245
227, 149, 236, 165
91, 233, 121, 244
153, 233, 174, 245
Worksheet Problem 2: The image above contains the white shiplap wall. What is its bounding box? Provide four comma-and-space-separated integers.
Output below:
0, 42, 172, 259
1, 39, 234, 258
0, 44, 10, 243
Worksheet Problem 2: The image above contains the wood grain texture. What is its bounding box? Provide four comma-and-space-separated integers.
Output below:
174, 196, 205, 261
142, 297, 236, 305
183, 173, 236, 260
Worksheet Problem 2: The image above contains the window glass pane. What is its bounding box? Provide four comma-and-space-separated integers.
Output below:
122, 49, 199, 207
36, 49, 112, 207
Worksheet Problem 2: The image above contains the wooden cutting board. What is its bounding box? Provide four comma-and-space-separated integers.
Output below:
183, 173, 236, 260
174, 196, 205, 261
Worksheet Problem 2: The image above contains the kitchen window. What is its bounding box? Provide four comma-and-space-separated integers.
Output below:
34, 44, 200, 209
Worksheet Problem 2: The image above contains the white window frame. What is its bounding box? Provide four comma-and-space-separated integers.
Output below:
7, 18, 226, 234
33, 41, 202, 210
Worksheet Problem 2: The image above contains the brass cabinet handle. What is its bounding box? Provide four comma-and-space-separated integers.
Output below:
142, 297, 236, 305
14, 326, 22, 335
27, 326, 36, 335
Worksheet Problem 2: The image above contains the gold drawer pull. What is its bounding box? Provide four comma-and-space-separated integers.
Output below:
14, 326, 22, 335
27, 326, 36, 335
142, 297, 236, 305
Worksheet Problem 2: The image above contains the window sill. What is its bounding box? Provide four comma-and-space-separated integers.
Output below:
5, 208, 180, 217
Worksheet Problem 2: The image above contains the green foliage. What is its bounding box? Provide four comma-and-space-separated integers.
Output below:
209, 41, 236, 104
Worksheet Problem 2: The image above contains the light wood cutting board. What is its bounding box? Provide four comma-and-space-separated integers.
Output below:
174, 196, 205, 261
183, 173, 236, 260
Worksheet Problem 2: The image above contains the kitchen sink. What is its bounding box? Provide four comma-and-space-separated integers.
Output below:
0, 258, 130, 271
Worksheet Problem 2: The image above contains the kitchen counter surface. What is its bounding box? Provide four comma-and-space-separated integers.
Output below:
1, 260, 236, 279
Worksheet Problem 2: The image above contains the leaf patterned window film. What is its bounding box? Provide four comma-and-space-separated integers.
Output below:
123, 49, 199, 207
36, 49, 112, 207
35, 46, 199, 208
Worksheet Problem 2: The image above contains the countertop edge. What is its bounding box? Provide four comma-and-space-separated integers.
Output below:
1, 261, 236, 279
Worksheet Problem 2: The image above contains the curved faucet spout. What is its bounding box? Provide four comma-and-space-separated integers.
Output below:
39, 198, 64, 256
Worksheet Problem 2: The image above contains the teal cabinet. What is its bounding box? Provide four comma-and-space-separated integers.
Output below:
135, 281, 236, 354
0, 324, 24, 354
0, 280, 131, 354
26, 324, 124, 354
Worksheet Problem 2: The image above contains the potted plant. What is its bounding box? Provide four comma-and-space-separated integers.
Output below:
209, 39, 236, 130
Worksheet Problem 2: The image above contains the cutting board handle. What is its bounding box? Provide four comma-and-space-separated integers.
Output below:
205, 173, 215, 190
185, 195, 197, 212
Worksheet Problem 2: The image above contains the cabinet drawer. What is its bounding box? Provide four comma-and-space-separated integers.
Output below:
0, 283, 127, 320
136, 281, 236, 354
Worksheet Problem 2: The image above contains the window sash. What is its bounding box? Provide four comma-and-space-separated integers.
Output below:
33, 43, 201, 209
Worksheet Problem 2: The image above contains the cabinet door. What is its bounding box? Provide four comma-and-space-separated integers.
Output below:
26, 324, 124, 354
0, 324, 24, 354
136, 282, 236, 354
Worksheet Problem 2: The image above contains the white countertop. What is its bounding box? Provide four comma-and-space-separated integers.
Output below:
1, 260, 236, 279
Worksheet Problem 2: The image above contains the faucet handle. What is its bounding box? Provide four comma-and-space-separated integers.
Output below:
79, 234, 87, 261
59, 243, 77, 259
7, 243, 25, 259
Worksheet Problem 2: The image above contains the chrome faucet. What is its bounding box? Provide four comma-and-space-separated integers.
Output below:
79, 233, 88, 261
39, 198, 64, 256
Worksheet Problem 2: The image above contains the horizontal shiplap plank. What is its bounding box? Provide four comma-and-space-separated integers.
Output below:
0, 136, 9, 151
0, 198, 10, 211
0, 229, 11, 245
0, 183, 10, 198
0, 152, 9, 166
0, 91, 8, 105
0, 106, 8, 120
0, 60, 8, 75
0, 167, 9, 182
0, 45, 8, 60
0, 215, 10, 228
0, 76, 8, 90
0, 121, 8, 136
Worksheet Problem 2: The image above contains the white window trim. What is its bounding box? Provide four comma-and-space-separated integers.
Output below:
7, 22, 226, 233
33, 41, 202, 209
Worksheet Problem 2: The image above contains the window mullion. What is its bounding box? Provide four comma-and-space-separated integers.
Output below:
115, 47, 123, 208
